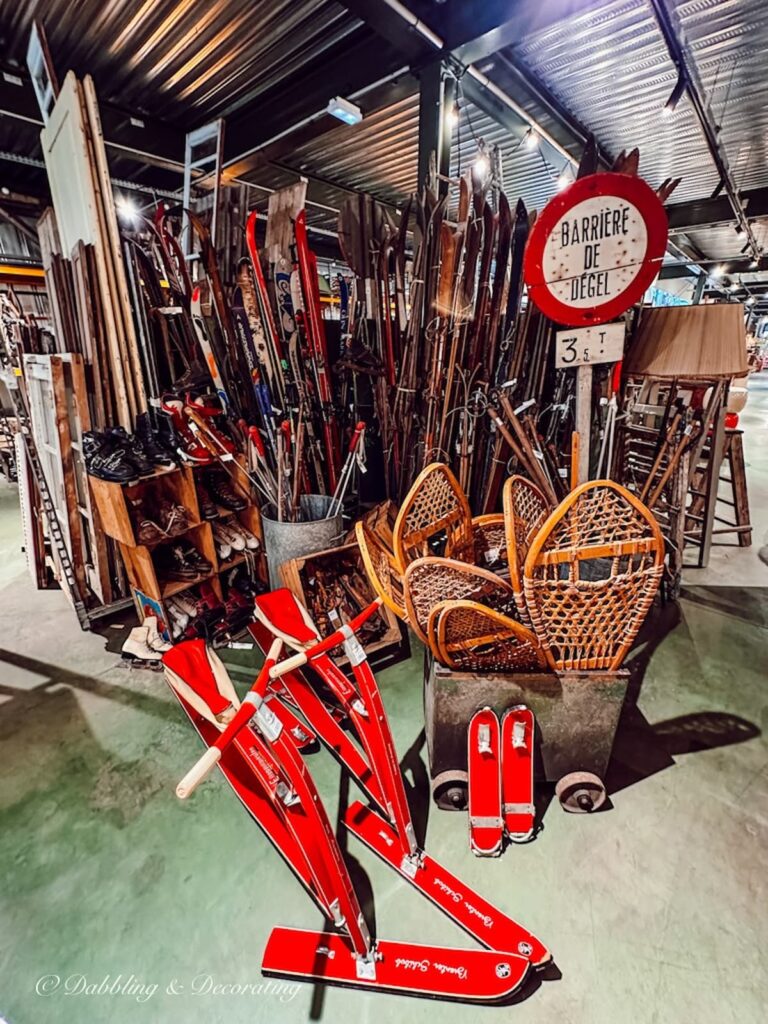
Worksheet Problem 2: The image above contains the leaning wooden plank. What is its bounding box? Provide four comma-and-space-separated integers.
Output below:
61, 352, 113, 604
50, 355, 89, 599
85, 243, 115, 427
71, 242, 106, 427
83, 75, 147, 417
39, 70, 131, 427
76, 76, 138, 422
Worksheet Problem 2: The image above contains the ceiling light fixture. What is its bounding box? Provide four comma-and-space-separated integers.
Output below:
326, 96, 363, 126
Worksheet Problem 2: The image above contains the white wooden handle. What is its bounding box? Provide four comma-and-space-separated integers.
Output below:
176, 746, 222, 800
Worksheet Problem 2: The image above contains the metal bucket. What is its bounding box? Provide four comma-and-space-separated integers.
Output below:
260, 494, 344, 589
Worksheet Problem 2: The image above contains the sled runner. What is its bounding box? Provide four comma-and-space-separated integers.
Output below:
468, 708, 503, 857
262, 927, 530, 1003
251, 589, 549, 966
165, 591, 550, 1001
501, 706, 536, 842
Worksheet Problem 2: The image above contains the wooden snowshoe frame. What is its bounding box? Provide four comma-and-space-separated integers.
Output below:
404, 556, 516, 646
503, 475, 552, 624
523, 480, 664, 671
355, 520, 407, 620
429, 600, 546, 673
393, 462, 505, 571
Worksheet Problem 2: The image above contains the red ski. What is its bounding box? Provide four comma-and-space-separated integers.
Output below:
344, 801, 550, 966
501, 706, 536, 843
468, 708, 504, 858
262, 927, 530, 1003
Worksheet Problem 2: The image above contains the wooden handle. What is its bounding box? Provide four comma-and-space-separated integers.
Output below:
176, 747, 222, 800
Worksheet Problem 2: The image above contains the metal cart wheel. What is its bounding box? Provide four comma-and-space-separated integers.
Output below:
432, 770, 468, 811
555, 771, 607, 813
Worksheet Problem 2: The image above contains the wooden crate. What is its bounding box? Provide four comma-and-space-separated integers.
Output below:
280, 541, 409, 670
90, 465, 201, 547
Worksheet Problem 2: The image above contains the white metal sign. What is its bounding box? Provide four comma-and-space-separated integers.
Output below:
543, 196, 648, 308
555, 322, 625, 369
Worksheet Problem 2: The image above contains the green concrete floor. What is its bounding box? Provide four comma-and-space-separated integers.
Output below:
1, 406, 767, 1022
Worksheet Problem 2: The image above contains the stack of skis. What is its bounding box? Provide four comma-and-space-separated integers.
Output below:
121, 190, 357, 521
337, 177, 568, 512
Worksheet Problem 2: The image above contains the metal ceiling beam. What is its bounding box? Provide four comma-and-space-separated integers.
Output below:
222, 27, 409, 167
647, 0, 761, 260
667, 187, 768, 232
660, 255, 768, 279
337, 0, 582, 166
1, 65, 187, 175
223, 70, 417, 182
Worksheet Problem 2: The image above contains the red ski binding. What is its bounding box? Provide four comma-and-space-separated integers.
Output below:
468, 707, 504, 857
501, 706, 536, 843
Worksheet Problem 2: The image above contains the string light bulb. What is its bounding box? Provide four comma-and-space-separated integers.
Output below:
115, 193, 139, 224
473, 154, 490, 178
557, 171, 571, 191
526, 129, 540, 149
448, 102, 460, 127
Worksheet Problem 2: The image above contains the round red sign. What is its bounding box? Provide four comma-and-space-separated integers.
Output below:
524, 172, 668, 327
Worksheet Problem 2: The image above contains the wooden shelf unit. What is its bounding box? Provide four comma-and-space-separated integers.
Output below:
89, 463, 266, 627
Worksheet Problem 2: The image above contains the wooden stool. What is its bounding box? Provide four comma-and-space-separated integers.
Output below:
713, 429, 752, 547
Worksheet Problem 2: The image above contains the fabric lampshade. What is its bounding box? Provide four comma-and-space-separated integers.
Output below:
625, 304, 748, 378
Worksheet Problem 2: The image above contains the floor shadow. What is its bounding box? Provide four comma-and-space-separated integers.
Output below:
0, 648, 179, 726
678, 585, 768, 629
399, 728, 431, 849
603, 596, 761, 797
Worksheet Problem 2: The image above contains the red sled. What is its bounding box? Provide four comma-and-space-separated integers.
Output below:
468, 707, 503, 857
502, 706, 536, 843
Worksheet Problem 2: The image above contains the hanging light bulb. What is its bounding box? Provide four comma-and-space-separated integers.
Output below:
115, 193, 139, 224
746, 295, 755, 305
447, 102, 460, 127
474, 153, 490, 178
557, 171, 570, 191
526, 128, 539, 149
710, 264, 725, 278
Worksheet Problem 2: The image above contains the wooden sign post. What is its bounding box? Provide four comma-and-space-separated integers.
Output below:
524, 172, 668, 484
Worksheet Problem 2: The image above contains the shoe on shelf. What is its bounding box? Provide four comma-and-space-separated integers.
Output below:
143, 616, 173, 652
195, 481, 219, 521
160, 394, 213, 464
135, 411, 176, 467
217, 521, 247, 552
184, 391, 236, 455
129, 498, 166, 543
231, 521, 260, 551
106, 426, 156, 477
212, 523, 233, 561
83, 431, 137, 484
122, 626, 163, 662
203, 469, 247, 511
159, 543, 212, 582
158, 500, 191, 538
170, 591, 198, 618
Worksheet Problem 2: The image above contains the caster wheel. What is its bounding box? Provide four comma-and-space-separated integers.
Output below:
432, 771, 468, 811
555, 772, 607, 813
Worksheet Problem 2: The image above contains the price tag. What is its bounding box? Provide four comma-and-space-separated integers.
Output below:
555, 322, 625, 369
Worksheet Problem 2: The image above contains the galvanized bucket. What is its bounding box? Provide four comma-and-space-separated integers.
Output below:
260, 494, 344, 590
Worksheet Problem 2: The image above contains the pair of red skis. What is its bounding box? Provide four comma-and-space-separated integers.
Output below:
163, 588, 550, 1003
468, 707, 536, 857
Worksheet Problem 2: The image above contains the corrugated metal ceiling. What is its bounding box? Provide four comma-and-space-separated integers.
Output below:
1, 0, 360, 121
3, 0, 768, 266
